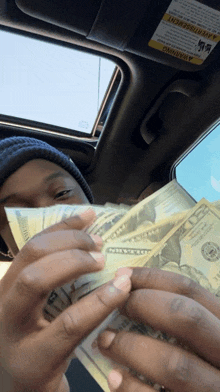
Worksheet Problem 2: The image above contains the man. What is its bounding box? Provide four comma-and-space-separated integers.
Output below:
0, 136, 219, 392
0, 136, 93, 258
0, 136, 129, 392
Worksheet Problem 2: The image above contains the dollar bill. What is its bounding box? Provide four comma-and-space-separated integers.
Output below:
71, 241, 155, 302
75, 198, 220, 391
75, 212, 188, 294
117, 210, 187, 244
5, 204, 127, 322
5, 187, 220, 391
4, 182, 196, 323
120, 198, 220, 293
88, 211, 127, 237
102, 179, 196, 243
5, 204, 121, 250
87, 211, 116, 235
71, 211, 191, 303
97, 211, 127, 236
73, 211, 188, 297
104, 202, 130, 211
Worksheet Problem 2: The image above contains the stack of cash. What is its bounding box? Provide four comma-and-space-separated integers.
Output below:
5, 179, 220, 391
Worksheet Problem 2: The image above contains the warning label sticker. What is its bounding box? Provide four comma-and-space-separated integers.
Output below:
148, 0, 220, 65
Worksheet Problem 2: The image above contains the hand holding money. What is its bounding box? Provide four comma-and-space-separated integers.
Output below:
4, 179, 196, 314
4, 181, 220, 391
98, 266, 220, 392
0, 209, 132, 392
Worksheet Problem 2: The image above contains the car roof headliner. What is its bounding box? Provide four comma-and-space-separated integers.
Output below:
0, 0, 220, 204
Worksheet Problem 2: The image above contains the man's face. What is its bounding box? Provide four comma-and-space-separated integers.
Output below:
0, 159, 89, 256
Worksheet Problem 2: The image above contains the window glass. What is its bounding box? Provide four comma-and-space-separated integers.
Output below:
0, 30, 115, 134
176, 123, 220, 202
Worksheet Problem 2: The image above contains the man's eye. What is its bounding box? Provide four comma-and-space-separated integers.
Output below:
55, 190, 73, 199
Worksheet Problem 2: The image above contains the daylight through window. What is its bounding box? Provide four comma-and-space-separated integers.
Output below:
0, 30, 116, 134
176, 123, 220, 202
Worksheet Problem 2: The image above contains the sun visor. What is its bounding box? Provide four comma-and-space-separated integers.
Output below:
15, 0, 103, 35
16, 0, 220, 71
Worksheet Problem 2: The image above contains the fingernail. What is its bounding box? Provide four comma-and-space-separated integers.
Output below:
108, 370, 123, 390
90, 234, 103, 248
89, 251, 105, 266
113, 274, 131, 292
98, 330, 116, 349
115, 267, 133, 279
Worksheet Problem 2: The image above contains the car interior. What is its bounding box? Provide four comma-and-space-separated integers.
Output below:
0, 0, 218, 217
1, 1, 220, 390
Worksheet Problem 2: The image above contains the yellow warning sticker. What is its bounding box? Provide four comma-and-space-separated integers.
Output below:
163, 14, 220, 42
148, 0, 220, 65
148, 40, 203, 64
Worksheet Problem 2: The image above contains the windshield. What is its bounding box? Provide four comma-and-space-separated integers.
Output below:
0, 30, 116, 135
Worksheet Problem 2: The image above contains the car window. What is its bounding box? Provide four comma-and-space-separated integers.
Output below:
0, 29, 115, 135
176, 123, 220, 202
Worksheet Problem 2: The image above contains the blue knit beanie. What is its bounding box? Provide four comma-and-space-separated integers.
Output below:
0, 136, 94, 203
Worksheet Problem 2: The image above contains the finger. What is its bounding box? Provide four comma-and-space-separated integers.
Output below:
30, 231, 102, 259
98, 330, 220, 392
107, 369, 154, 392
3, 249, 105, 327
116, 267, 220, 319
122, 289, 220, 368
1, 209, 96, 264
22, 275, 132, 377
19, 230, 102, 266
1, 211, 101, 294
1, 232, 102, 298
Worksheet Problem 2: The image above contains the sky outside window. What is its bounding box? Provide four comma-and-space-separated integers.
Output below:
0, 30, 115, 134
176, 123, 220, 202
